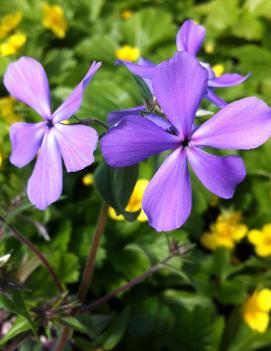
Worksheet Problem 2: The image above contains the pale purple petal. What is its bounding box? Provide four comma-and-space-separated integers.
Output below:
27, 130, 62, 210
4, 57, 51, 119
191, 97, 271, 150
108, 105, 145, 125
187, 147, 246, 198
146, 114, 174, 131
52, 62, 101, 122
54, 124, 98, 172
101, 115, 179, 167
209, 73, 251, 88
142, 148, 192, 232
10, 122, 46, 168
152, 51, 208, 139
205, 89, 227, 108
116, 60, 155, 78
176, 20, 206, 56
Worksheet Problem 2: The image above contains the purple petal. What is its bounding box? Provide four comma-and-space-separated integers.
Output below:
176, 20, 206, 56
108, 105, 145, 125
187, 147, 246, 199
209, 73, 251, 88
205, 89, 227, 108
142, 148, 192, 232
54, 124, 98, 172
4, 57, 51, 119
27, 130, 62, 210
152, 51, 208, 139
146, 114, 174, 131
10, 122, 46, 168
53, 62, 101, 123
116, 60, 155, 78
101, 115, 179, 167
191, 97, 271, 150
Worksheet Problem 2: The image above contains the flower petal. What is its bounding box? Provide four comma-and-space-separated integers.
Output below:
152, 51, 208, 139
116, 60, 155, 78
205, 89, 227, 108
192, 97, 271, 150
187, 147, 246, 199
108, 105, 145, 125
209, 73, 251, 88
52, 62, 101, 122
4, 56, 51, 119
27, 130, 62, 210
176, 20, 206, 56
54, 124, 98, 172
10, 122, 46, 168
142, 148, 192, 232
101, 115, 179, 167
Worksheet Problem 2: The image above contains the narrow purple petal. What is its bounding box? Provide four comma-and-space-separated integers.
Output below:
108, 105, 145, 125
187, 147, 246, 199
205, 89, 227, 108
191, 97, 271, 150
27, 130, 62, 210
52, 62, 101, 122
142, 148, 192, 232
101, 115, 179, 167
4, 57, 51, 119
176, 20, 206, 56
54, 124, 98, 172
146, 114, 174, 131
209, 73, 251, 88
152, 51, 208, 139
10, 122, 46, 168
116, 60, 155, 78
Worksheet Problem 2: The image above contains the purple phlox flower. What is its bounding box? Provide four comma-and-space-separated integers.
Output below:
116, 19, 250, 108
4, 56, 101, 210
101, 51, 271, 232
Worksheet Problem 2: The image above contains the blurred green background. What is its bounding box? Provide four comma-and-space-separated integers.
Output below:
1, 0, 271, 350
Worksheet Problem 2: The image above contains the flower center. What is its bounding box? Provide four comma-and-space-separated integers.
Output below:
46, 119, 54, 129
181, 138, 190, 148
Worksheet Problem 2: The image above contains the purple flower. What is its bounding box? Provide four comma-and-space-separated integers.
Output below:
116, 19, 250, 108
101, 52, 271, 232
4, 56, 101, 210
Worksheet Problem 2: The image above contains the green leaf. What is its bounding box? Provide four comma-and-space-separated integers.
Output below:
94, 162, 140, 221
0, 316, 31, 347
133, 76, 153, 106
58, 316, 90, 335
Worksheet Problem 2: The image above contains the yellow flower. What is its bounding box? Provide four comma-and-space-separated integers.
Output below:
121, 10, 133, 20
115, 45, 140, 62
248, 224, 271, 257
0, 96, 21, 123
0, 32, 26, 56
243, 289, 271, 333
0, 152, 3, 167
82, 173, 94, 186
212, 64, 225, 77
109, 179, 149, 222
204, 41, 214, 54
201, 211, 248, 250
0, 12, 22, 39
42, 3, 67, 38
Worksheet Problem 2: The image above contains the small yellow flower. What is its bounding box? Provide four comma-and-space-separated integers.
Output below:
248, 224, 271, 257
201, 211, 248, 250
0, 12, 22, 39
42, 3, 67, 39
109, 179, 149, 222
121, 10, 133, 20
0, 32, 26, 56
82, 173, 94, 186
115, 45, 140, 62
243, 289, 271, 333
0, 96, 21, 123
204, 41, 214, 54
212, 64, 225, 77
0, 152, 3, 167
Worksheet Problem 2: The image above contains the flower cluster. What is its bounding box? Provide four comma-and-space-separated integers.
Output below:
201, 211, 248, 250
3, 18, 271, 235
